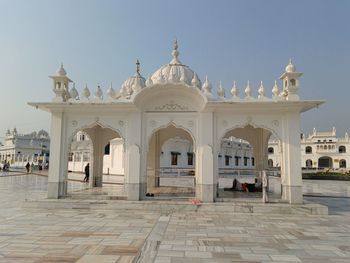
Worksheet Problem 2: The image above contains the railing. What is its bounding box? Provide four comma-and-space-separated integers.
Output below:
218, 168, 280, 178
147, 168, 196, 188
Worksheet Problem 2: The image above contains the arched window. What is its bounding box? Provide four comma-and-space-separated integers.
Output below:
328, 145, 332, 150
305, 146, 312, 154
268, 159, 273, 168
305, 159, 312, 168
340, 159, 347, 168
187, 152, 194, 166
104, 143, 110, 155
268, 147, 274, 154
339, 146, 346, 153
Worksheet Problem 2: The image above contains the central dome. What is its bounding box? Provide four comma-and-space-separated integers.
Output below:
150, 40, 201, 88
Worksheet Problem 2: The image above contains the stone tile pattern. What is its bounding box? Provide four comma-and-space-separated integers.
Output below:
1, 173, 350, 262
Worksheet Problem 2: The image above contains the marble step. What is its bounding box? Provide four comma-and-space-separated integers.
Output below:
22, 199, 328, 215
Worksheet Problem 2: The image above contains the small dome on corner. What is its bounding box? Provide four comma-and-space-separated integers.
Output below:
285, 59, 296, 73
56, 63, 67, 76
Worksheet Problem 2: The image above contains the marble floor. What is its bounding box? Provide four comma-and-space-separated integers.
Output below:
0, 172, 350, 262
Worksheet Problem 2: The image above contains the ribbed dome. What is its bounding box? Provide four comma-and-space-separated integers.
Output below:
285, 59, 296, 73
150, 40, 201, 88
56, 63, 67, 76
121, 60, 146, 98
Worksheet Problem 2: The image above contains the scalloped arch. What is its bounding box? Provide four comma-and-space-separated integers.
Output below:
146, 121, 196, 153
218, 121, 281, 147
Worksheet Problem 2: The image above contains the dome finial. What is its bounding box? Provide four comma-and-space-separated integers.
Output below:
56, 63, 67, 76
136, 59, 140, 75
171, 39, 181, 64
174, 38, 178, 51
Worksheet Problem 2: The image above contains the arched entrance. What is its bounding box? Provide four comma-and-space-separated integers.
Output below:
217, 125, 276, 199
318, 156, 332, 169
305, 159, 313, 168
66, 124, 125, 195
146, 124, 196, 198
339, 159, 346, 168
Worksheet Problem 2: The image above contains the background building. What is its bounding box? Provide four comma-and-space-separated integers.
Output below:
0, 128, 50, 166
268, 127, 349, 170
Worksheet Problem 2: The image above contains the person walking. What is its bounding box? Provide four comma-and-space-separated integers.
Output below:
25, 162, 30, 173
84, 163, 90, 182
262, 170, 269, 203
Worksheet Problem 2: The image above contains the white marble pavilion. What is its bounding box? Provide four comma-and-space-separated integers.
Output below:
29, 40, 324, 204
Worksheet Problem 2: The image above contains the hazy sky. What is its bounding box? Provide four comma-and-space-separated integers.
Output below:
0, 0, 349, 140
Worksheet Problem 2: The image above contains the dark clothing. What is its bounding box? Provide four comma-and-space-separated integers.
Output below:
84, 164, 90, 182
25, 162, 30, 173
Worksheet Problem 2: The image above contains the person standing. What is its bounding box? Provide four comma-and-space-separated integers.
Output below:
84, 163, 90, 182
262, 170, 268, 203
25, 162, 30, 173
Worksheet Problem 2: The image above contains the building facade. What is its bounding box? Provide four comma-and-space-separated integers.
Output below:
0, 128, 50, 166
268, 127, 349, 170
30, 41, 324, 204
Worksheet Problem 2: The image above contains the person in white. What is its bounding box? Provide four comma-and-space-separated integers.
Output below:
262, 170, 268, 203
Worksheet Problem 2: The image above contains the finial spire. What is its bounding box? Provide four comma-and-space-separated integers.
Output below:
174, 38, 178, 51
289, 58, 292, 64
171, 39, 181, 64
136, 59, 140, 75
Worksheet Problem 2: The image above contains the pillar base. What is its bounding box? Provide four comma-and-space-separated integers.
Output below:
282, 185, 303, 204
269, 176, 282, 196
196, 184, 215, 202
47, 181, 67, 199
125, 183, 140, 201
93, 176, 103, 187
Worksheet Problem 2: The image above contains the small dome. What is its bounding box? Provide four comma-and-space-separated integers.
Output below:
150, 40, 201, 87
56, 63, 67, 76
285, 59, 296, 73
37, 130, 49, 138
121, 60, 146, 98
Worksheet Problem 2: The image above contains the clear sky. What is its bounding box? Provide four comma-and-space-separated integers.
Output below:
0, 0, 349, 139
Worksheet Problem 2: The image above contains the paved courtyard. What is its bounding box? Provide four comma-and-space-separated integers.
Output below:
0, 172, 350, 262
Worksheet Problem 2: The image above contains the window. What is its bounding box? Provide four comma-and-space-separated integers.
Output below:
79, 134, 85, 141
235, 156, 239, 166
268, 159, 273, 167
171, 152, 179, 165
251, 157, 255, 166
225, 156, 230, 166
305, 146, 312, 154
339, 146, 346, 153
74, 152, 81, 162
187, 153, 194, 166
340, 159, 347, 168
306, 159, 312, 168
268, 147, 274, 154
104, 143, 110, 155
244, 157, 248, 166
83, 152, 90, 162
290, 79, 296, 86
68, 152, 73, 162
